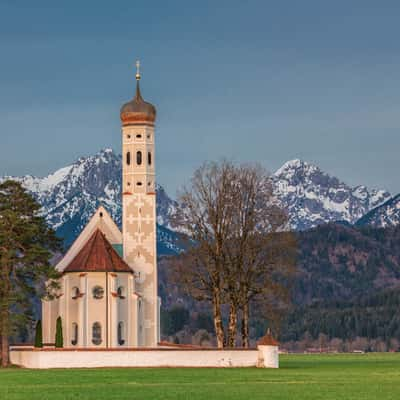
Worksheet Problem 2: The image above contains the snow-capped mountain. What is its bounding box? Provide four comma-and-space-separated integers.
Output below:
1, 148, 180, 251
1, 150, 395, 254
355, 194, 400, 228
272, 159, 391, 230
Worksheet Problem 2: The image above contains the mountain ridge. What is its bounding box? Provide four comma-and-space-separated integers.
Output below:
356, 194, 400, 228
1, 148, 397, 252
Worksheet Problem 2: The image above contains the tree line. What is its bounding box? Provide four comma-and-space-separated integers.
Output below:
281, 287, 400, 345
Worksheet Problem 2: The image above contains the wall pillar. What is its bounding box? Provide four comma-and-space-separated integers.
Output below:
79, 274, 87, 347
257, 345, 279, 368
110, 274, 118, 347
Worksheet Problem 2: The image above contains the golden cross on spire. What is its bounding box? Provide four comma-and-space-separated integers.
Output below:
136, 60, 141, 80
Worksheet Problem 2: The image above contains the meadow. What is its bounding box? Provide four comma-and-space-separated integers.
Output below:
0, 353, 399, 400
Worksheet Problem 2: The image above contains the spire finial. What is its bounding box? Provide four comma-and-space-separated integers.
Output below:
136, 60, 141, 81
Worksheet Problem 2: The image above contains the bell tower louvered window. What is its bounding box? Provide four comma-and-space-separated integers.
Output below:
136, 151, 142, 165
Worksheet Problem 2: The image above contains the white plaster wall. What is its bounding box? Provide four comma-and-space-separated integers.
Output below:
43, 272, 137, 349
258, 345, 279, 368
10, 349, 259, 369
116, 274, 130, 346
42, 297, 59, 344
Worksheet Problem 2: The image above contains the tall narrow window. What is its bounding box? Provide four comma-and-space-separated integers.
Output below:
117, 286, 125, 299
71, 323, 78, 346
136, 151, 142, 165
148, 152, 152, 165
71, 287, 80, 299
118, 322, 125, 345
92, 322, 102, 345
126, 151, 131, 165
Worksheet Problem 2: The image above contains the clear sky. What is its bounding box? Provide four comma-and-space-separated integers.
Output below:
1, 0, 399, 196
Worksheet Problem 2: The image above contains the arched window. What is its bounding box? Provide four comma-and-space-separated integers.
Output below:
71, 323, 78, 346
92, 322, 102, 345
126, 151, 131, 165
136, 151, 142, 165
117, 286, 125, 299
148, 152, 152, 165
118, 322, 125, 345
92, 286, 104, 300
71, 287, 80, 299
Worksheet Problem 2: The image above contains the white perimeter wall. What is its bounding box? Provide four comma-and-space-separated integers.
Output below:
10, 349, 261, 369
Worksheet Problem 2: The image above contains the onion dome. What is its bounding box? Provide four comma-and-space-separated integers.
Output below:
120, 61, 156, 126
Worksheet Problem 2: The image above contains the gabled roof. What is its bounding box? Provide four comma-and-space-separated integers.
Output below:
56, 206, 123, 272
64, 229, 132, 273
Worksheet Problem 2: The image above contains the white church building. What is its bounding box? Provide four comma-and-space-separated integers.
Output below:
42, 63, 160, 348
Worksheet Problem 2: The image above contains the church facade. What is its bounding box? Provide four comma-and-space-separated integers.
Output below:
42, 64, 160, 348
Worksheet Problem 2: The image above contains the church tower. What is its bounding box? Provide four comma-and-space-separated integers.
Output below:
120, 62, 159, 346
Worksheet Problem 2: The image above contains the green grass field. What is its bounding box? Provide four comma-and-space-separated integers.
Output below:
1, 353, 400, 400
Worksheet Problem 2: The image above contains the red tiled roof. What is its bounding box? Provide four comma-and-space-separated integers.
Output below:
257, 332, 279, 346
63, 229, 132, 273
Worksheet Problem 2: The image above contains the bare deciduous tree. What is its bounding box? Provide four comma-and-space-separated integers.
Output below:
172, 161, 237, 348
172, 161, 297, 348
223, 164, 296, 347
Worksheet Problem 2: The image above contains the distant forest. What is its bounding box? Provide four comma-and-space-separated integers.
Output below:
159, 223, 400, 351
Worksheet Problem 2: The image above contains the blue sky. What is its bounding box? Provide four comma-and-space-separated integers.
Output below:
1, 0, 399, 195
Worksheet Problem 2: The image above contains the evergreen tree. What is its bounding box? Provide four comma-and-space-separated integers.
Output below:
34, 320, 43, 348
0, 180, 61, 367
55, 317, 63, 348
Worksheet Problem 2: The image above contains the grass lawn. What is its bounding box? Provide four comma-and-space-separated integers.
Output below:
0, 353, 400, 400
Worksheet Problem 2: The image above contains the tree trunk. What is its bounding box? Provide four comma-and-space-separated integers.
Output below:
227, 300, 237, 347
1, 308, 9, 367
241, 302, 249, 348
0, 258, 10, 368
212, 288, 225, 348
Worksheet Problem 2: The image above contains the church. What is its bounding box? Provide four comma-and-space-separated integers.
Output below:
42, 63, 160, 348
11, 64, 279, 369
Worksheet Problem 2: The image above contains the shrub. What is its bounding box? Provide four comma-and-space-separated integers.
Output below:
55, 316, 63, 348
34, 320, 43, 348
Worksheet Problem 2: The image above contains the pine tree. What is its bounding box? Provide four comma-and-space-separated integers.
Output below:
34, 320, 43, 348
0, 180, 61, 367
55, 317, 63, 348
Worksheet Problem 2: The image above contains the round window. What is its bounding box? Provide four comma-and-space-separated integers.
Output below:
92, 286, 104, 299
